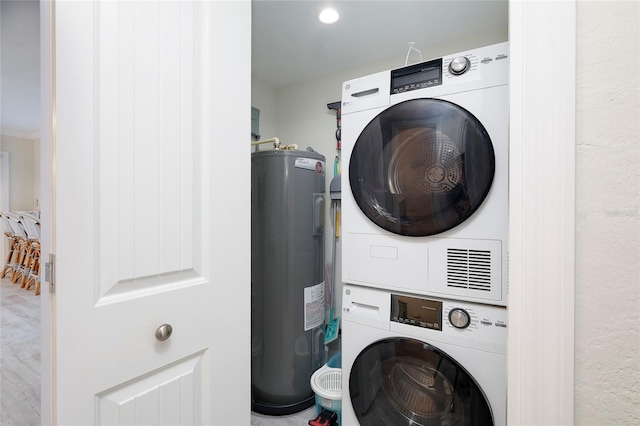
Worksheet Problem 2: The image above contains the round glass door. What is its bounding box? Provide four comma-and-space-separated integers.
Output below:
349, 98, 495, 236
349, 338, 493, 425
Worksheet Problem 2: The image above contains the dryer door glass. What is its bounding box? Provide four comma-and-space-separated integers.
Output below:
349, 338, 493, 426
349, 98, 495, 236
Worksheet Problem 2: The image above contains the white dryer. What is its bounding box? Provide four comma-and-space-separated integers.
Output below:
341, 284, 507, 426
341, 42, 509, 306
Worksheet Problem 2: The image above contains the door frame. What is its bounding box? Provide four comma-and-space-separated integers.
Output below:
39, 1, 576, 424
0, 151, 9, 266
0, 151, 9, 211
39, 0, 55, 423
507, 1, 575, 424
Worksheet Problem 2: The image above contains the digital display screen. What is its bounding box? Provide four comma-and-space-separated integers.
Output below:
391, 294, 442, 331
393, 67, 440, 87
391, 58, 442, 94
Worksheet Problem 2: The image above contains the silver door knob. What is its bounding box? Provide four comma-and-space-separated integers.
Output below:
155, 324, 173, 341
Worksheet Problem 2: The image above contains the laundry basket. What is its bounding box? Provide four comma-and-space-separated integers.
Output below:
310, 364, 342, 424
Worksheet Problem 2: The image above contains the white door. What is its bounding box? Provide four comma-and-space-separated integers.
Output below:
46, 1, 251, 424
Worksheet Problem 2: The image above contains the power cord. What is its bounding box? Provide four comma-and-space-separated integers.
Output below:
404, 41, 423, 66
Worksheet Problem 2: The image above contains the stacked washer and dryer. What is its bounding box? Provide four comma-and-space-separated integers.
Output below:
340, 42, 509, 425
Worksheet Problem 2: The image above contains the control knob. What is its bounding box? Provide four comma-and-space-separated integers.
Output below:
448, 308, 471, 329
449, 56, 471, 75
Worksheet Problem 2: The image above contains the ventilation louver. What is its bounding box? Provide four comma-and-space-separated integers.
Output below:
446, 248, 492, 291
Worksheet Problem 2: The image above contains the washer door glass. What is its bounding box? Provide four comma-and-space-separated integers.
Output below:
349, 338, 493, 426
349, 98, 495, 236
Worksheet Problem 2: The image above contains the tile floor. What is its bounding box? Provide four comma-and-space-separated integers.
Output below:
251, 405, 319, 425
0, 277, 330, 425
0, 276, 41, 426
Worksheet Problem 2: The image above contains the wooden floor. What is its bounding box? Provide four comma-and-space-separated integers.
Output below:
0, 276, 41, 426
0, 276, 323, 425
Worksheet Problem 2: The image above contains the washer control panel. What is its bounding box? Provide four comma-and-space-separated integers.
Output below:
390, 292, 507, 333
343, 284, 507, 353
391, 293, 443, 330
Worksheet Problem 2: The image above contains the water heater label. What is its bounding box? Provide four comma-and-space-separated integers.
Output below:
295, 158, 325, 175
304, 282, 325, 331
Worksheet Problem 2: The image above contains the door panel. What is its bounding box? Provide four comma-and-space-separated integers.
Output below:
52, 1, 250, 424
98, 352, 204, 425
96, 0, 198, 301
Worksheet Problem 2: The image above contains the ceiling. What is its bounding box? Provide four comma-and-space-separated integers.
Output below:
0, 0, 508, 138
252, 0, 508, 89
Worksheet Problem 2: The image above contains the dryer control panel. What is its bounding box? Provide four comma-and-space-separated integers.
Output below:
391, 58, 443, 94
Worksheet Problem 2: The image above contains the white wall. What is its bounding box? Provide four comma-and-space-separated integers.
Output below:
0, 151, 9, 210
32, 138, 40, 209
574, 2, 639, 424
0, 134, 38, 211
0, 150, 8, 265
250, 77, 278, 145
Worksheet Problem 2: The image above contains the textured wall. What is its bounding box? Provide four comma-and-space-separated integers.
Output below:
575, 2, 640, 424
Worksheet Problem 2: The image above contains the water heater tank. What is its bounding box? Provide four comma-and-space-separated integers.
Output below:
251, 149, 326, 415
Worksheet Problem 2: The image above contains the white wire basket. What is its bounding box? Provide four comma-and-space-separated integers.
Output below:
311, 366, 342, 411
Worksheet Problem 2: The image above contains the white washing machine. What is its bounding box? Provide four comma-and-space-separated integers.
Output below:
341, 42, 509, 306
341, 284, 507, 426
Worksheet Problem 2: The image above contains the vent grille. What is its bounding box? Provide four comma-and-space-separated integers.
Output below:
447, 248, 492, 291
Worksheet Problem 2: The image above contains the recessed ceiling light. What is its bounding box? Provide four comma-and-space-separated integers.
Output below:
318, 8, 339, 24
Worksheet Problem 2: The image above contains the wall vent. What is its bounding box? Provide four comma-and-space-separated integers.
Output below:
446, 248, 492, 291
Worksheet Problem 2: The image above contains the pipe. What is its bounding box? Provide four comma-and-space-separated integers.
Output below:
251, 137, 280, 150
